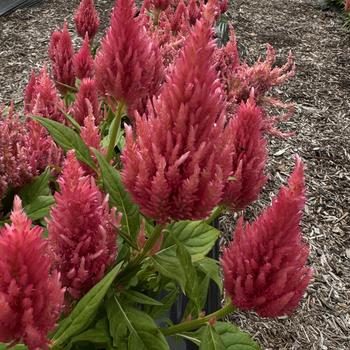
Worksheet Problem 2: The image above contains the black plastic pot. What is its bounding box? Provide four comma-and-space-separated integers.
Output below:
168, 220, 221, 349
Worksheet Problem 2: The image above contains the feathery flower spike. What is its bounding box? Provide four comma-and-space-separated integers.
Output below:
0, 197, 64, 350
74, 0, 100, 40
221, 157, 312, 317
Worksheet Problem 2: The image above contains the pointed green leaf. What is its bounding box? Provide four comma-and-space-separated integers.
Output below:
214, 322, 260, 350
93, 150, 140, 239
53, 262, 123, 346
163, 221, 220, 262
24, 195, 55, 221
32, 116, 96, 171
151, 248, 186, 291
200, 325, 225, 350
109, 297, 170, 350
0, 344, 27, 350
19, 168, 51, 205
123, 290, 163, 306
196, 257, 223, 293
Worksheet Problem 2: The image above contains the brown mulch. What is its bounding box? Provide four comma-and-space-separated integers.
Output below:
0, 0, 349, 349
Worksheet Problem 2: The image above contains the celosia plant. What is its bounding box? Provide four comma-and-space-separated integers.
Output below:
0, 0, 312, 349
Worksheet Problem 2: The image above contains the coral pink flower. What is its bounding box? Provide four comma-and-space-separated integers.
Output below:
80, 102, 105, 175
221, 93, 267, 210
25, 66, 66, 123
95, 0, 163, 111
27, 120, 64, 174
49, 22, 76, 94
73, 33, 95, 80
121, 18, 232, 223
221, 157, 312, 318
345, 0, 350, 12
71, 78, 100, 125
47, 151, 121, 300
0, 197, 64, 350
74, 0, 100, 40
0, 106, 34, 200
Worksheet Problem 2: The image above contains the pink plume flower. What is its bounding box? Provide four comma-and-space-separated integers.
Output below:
95, 0, 163, 111
47, 151, 121, 300
74, 0, 100, 40
27, 120, 64, 175
121, 19, 232, 223
73, 34, 95, 80
49, 22, 76, 94
221, 157, 312, 318
345, 0, 350, 12
0, 106, 35, 201
25, 66, 66, 123
221, 93, 267, 210
71, 78, 100, 125
0, 197, 64, 350
80, 101, 105, 175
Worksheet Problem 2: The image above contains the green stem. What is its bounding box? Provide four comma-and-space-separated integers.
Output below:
205, 205, 225, 225
161, 302, 235, 336
106, 101, 125, 162
117, 224, 165, 284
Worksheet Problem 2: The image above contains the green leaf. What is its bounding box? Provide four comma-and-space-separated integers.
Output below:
108, 296, 170, 350
68, 318, 114, 350
0, 344, 27, 350
151, 248, 186, 291
163, 221, 220, 262
200, 325, 225, 350
124, 290, 163, 306
24, 195, 55, 221
148, 285, 179, 319
19, 168, 51, 205
214, 322, 260, 350
93, 150, 140, 239
176, 242, 200, 314
32, 116, 96, 171
53, 262, 123, 346
196, 257, 223, 293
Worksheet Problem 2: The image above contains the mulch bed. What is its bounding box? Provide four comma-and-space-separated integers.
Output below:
0, 0, 349, 349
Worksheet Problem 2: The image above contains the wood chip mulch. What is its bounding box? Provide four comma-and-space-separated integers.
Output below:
0, 0, 349, 349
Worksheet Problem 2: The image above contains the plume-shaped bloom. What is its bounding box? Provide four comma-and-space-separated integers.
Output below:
47, 151, 121, 300
73, 34, 95, 80
71, 78, 100, 125
216, 33, 295, 136
221, 157, 312, 317
74, 0, 100, 40
49, 22, 76, 94
221, 93, 267, 210
95, 0, 163, 111
0, 197, 64, 350
25, 66, 66, 123
345, 0, 350, 12
0, 106, 35, 201
80, 102, 105, 175
122, 18, 232, 223
27, 120, 63, 174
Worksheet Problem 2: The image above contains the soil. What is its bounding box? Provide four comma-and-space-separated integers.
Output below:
0, 0, 349, 349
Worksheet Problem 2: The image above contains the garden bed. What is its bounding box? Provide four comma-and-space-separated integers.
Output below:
0, 0, 349, 349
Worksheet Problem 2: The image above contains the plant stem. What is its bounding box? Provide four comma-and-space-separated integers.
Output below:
161, 302, 235, 336
133, 223, 165, 266
205, 205, 225, 225
116, 224, 165, 284
106, 101, 125, 162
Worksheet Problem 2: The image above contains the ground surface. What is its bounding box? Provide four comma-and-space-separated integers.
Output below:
0, 0, 349, 349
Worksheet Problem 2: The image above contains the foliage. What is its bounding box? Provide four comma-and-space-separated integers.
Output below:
0, 0, 312, 349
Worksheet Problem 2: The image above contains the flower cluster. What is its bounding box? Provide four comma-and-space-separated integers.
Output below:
0, 0, 313, 348
221, 157, 312, 317
122, 17, 233, 223
0, 197, 64, 349
47, 151, 121, 300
